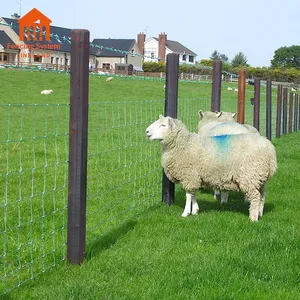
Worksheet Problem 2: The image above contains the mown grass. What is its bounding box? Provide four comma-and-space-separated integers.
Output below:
0, 69, 299, 299
8, 131, 300, 300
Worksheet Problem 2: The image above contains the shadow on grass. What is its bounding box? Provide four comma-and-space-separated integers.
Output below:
174, 187, 274, 217
85, 219, 137, 260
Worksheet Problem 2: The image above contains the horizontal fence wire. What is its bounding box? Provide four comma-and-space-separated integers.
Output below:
85, 100, 164, 243
0, 104, 69, 295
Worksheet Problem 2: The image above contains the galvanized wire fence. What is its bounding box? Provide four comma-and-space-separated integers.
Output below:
0, 96, 211, 295
0, 104, 69, 294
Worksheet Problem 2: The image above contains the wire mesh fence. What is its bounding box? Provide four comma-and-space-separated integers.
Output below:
1, 77, 299, 295
0, 104, 69, 294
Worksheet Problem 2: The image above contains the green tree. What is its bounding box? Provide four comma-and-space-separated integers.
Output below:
231, 52, 248, 68
271, 45, 300, 69
210, 50, 229, 62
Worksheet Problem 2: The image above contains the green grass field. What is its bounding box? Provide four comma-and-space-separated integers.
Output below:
1, 69, 299, 299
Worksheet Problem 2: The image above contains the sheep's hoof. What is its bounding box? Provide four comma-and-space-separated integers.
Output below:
181, 212, 190, 217
191, 209, 199, 215
249, 213, 259, 222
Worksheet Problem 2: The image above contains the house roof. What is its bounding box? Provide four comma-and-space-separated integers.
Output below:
91, 39, 136, 57
0, 30, 15, 48
153, 37, 197, 56
2, 17, 72, 52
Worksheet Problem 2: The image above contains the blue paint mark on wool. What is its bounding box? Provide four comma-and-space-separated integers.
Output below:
213, 134, 231, 152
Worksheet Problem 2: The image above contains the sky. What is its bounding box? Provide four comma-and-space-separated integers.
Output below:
2, 0, 300, 67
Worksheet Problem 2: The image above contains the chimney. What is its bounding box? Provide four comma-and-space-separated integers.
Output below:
137, 32, 146, 56
11, 13, 20, 20
158, 32, 167, 62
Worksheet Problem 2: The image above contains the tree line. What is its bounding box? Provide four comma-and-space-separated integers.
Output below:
142, 45, 300, 83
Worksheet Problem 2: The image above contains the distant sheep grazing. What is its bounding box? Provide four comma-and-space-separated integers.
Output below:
227, 87, 233, 91
106, 77, 113, 82
234, 88, 238, 93
146, 115, 277, 222
41, 89, 53, 95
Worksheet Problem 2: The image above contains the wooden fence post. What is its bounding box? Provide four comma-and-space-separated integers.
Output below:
282, 87, 288, 135
162, 53, 179, 206
211, 60, 222, 112
266, 79, 272, 140
294, 94, 298, 132
253, 79, 260, 132
237, 68, 246, 124
288, 92, 294, 133
276, 84, 282, 138
67, 29, 90, 264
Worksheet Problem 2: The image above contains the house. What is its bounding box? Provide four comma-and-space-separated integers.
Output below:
0, 13, 95, 68
0, 30, 19, 64
90, 38, 143, 71
138, 32, 197, 65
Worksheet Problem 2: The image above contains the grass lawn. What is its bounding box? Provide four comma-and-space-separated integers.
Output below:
0, 69, 299, 299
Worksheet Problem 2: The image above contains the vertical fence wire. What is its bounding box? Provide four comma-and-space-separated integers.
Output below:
0, 104, 69, 295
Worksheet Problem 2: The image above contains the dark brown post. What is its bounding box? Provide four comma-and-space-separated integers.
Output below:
282, 88, 288, 134
294, 94, 298, 132
162, 53, 179, 205
276, 84, 282, 138
253, 79, 260, 132
67, 29, 90, 264
266, 79, 272, 140
288, 92, 294, 133
211, 60, 222, 112
237, 68, 246, 124
299, 94, 300, 130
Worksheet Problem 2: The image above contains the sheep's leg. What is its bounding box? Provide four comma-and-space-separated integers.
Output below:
246, 189, 261, 222
259, 184, 267, 217
214, 190, 220, 199
191, 193, 199, 215
182, 192, 192, 217
220, 191, 229, 204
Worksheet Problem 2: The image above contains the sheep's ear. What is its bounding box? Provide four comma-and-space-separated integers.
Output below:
232, 112, 237, 118
216, 111, 223, 118
167, 117, 176, 129
159, 114, 165, 119
198, 110, 204, 119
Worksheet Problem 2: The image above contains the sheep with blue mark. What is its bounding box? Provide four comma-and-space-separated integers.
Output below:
197, 110, 260, 203
146, 115, 277, 222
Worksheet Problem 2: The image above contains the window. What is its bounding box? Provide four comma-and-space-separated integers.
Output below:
131, 49, 134, 57
66, 58, 69, 65
151, 52, 154, 59
189, 56, 194, 63
102, 63, 110, 70
182, 54, 186, 61
51, 57, 54, 64
34, 54, 42, 62
56, 57, 59, 64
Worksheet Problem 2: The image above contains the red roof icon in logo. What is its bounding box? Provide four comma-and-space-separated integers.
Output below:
18, 8, 52, 41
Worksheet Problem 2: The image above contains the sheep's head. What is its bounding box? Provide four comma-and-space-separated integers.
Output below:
198, 110, 236, 122
146, 115, 175, 141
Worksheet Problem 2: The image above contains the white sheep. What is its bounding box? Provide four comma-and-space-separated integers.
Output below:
146, 115, 277, 222
198, 110, 259, 203
41, 89, 53, 95
234, 88, 238, 93
227, 87, 233, 91
106, 77, 113, 82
